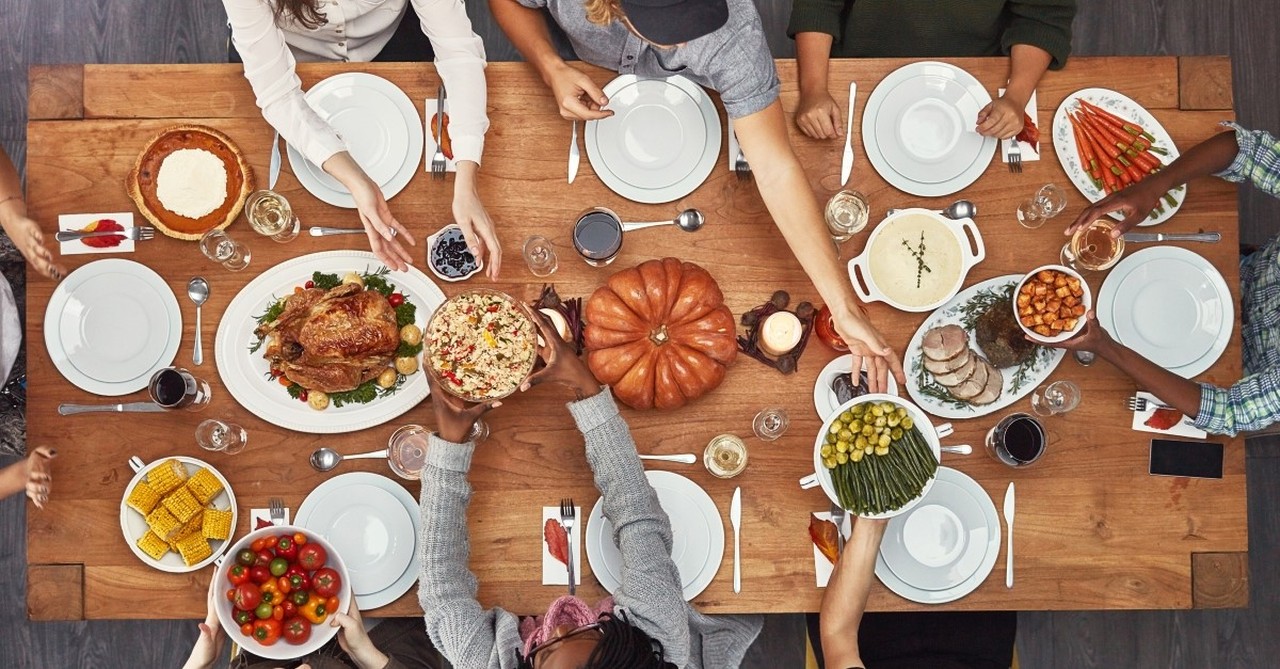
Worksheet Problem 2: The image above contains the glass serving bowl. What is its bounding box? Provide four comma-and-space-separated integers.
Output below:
424, 288, 538, 402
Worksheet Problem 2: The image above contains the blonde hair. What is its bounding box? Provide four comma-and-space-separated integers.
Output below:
584, 0, 624, 25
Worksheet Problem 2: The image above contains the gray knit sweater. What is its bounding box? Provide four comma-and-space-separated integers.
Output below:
417, 388, 763, 669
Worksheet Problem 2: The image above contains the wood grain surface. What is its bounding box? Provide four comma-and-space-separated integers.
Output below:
24, 57, 1246, 621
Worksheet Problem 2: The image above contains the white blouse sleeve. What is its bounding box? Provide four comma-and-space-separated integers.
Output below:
411, 0, 490, 165
223, 0, 348, 168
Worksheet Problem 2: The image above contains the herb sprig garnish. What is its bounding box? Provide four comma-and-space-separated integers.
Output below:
902, 231, 932, 289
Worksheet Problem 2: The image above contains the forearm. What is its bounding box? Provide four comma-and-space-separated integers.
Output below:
1150, 130, 1240, 192
489, 0, 567, 81
0, 149, 25, 229
795, 32, 834, 98
414, 0, 489, 164
819, 519, 887, 668
0, 460, 24, 499
321, 152, 373, 193
1095, 338, 1202, 417
1002, 44, 1052, 109
454, 160, 480, 197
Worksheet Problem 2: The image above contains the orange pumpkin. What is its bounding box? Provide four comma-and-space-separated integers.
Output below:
584, 258, 738, 410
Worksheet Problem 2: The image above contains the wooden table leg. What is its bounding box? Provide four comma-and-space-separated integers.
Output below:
27, 563, 85, 620
1191, 551, 1249, 608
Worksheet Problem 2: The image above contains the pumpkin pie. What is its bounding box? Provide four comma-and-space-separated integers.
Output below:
126, 124, 252, 240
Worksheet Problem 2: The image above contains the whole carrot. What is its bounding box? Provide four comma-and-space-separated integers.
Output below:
1075, 115, 1121, 193
1078, 98, 1157, 143
1077, 110, 1162, 173
1070, 115, 1103, 185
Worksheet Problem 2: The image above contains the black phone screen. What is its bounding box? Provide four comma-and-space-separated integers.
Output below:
1149, 439, 1224, 479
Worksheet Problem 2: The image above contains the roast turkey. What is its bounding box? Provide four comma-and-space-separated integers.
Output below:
255, 283, 399, 393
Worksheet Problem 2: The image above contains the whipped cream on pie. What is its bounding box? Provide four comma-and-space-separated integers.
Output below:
155, 148, 228, 219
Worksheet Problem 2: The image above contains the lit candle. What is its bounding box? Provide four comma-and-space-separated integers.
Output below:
759, 311, 802, 357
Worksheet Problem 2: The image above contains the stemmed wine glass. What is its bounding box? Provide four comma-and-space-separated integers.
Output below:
1016, 184, 1068, 229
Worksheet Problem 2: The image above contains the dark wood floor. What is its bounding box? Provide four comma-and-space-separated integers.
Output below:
2, 0, 1279, 667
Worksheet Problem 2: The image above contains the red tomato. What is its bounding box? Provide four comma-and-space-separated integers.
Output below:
298, 543, 327, 571
813, 305, 849, 352
304, 280, 315, 289
227, 564, 250, 586
275, 536, 299, 562
255, 549, 275, 568
299, 389, 309, 402
281, 601, 298, 619
226, 588, 236, 602
249, 565, 273, 585
252, 618, 282, 646
232, 583, 262, 611
251, 537, 272, 553
292, 532, 308, 546
240, 622, 255, 637
282, 617, 312, 645
312, 567, 342, 598
388, 293, 405, 307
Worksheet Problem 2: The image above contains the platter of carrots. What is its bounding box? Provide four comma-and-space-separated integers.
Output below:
1052, 88, 1184, 226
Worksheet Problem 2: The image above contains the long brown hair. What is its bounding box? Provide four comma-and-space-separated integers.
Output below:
273, 0, 328, 29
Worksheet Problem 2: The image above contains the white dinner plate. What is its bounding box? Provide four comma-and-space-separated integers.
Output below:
875, 467, 1000, 604
586, 470, 724, 601
1051, 87, 1183, 226
44, 259, 181, 396
214, 250, 445, 434
862, 62, 997, 198
286, 72, 424, 208
812, 354, 899, 420
1096, 246, 1232, 378
296, 472, 421, 610
585, 75, 722, 204
902, 275, 1065, 421
119, 455, 237, 573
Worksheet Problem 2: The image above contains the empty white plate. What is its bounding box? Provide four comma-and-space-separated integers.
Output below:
586, 470, 724, 601
44, 259, 181, 396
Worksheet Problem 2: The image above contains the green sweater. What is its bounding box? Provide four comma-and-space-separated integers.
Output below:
788, 0, 1075, 69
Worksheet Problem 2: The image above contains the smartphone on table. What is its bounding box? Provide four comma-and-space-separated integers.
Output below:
1149, 439, 1224, 479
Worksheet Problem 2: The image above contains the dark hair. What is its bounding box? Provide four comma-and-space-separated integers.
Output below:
273, 0, 328, 29
518, 613, 676, 669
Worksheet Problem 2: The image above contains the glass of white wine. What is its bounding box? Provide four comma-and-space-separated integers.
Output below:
824, 190, 870, 243
1061, 218, 1124, 271
246, 190, 300, 243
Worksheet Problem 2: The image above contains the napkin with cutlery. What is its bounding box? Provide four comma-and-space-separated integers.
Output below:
999, 88, 1040, 163
1131, 390, 1207, 438
58, 212, 136, 255
249, 506, 290, 529
541, 505, 581, 586
424, 98, 458, 173
812, 510, 852, 587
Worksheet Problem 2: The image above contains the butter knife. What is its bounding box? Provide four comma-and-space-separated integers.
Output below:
268, 131, 281, 190
309, 226, 365, 236
568, 121, 580, 184
730, 486, 742, 594
1122, 231, 1220, 243
840, 82, 857, 186
59, 402, 166, 415
1003, 482, 1016, 588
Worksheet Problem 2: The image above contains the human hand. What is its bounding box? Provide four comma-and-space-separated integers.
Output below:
330, 608, 389, 669
24, 446, 54, 509
349, 176, 415, 272
795, 90, 842, 140
976, 96, 1026, 140
1063, 179, 1164, 238
546, 62, 613, 121
4, 215, 64, 280
1037, 310, 1115, 353
426, 372, 502, 444
180, 576, 225, 669
452, 165, 502, 279
520, 306, 598, 397
830, 306, 905, 394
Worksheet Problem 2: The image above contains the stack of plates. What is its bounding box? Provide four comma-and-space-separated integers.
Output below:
296, 472, 420, 610
43, 259, 181, 396
1097, 247, 1232, 378
586, 470, 723, 601
862, 62, 997, 197
875, 467, 1000, 604
287, 72, 424, 208
585, 75, 722, 204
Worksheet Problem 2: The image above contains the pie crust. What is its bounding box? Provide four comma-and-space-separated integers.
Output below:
126, 125, 253, 241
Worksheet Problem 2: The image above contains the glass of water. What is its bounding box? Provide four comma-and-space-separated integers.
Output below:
522, 236, 559, 277
1016, 184, 1068, 229
1030, 380, 1081, 416
246, 190, 300, 243
824, 190, 870, 242
752, 407, 790, 441
200, 228, 252, 271
195, 419, 247, 455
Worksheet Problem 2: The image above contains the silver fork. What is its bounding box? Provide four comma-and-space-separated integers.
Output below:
55, 226, 156, 243
829, 502, 846, 556
1007, 140, 1023, 174
430, 85, 447, 180
269, 497, 285, 525
1128, 396, 1171, 412
560, 498, 576, 595
734, 150, 751, 182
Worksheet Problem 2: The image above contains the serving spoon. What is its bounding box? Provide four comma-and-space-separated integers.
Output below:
886, 199, 977, 220
620, 209, 705, 233
639, 453, 698, 464
309, 446, 389, 472
187, 277, 209, 366
940, 444, 972, 456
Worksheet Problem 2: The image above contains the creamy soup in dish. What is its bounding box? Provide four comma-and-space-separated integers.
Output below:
868, 213, 963, 308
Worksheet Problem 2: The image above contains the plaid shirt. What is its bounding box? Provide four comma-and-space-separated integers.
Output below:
1195, 124, 1280, 435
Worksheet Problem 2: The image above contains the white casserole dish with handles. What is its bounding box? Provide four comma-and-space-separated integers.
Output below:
847, 209, 985, 313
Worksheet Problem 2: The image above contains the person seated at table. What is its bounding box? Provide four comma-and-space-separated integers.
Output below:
811, 515, 1017, 669
224, 0, 502, 277
417, 310, 763, 668
787, 0, 1076, 141
1051, 124, 1280, 436
0, 446, 55, 509
487, 0, 905, 392
1, 145, 64, 280
182, 574, 447, 669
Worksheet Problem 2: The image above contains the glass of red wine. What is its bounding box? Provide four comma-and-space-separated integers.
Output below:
147, 367, 212, 411
984, 413, 1046, 467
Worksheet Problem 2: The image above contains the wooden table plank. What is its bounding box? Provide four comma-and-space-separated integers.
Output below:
1191, 551, 1250, 608
27, 564, 83, 620
28, 65, 84, 121
26, 57, 1246, 619
1178, 56, 1235, 111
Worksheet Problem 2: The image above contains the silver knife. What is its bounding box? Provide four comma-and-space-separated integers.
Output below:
309, 226, 365, 236
268, 131, 281, 190
1123, 231, 1220, 243
840, 82, 857, 185
568, 121, 580, 184
730, 487, 742, 594
59, 402, 167, 415
1003, 482, 1016, 588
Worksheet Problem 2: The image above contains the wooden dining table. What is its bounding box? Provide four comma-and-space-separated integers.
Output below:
23, 56, 1247, 621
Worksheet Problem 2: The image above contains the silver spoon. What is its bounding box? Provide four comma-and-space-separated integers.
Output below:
941, 444, 972, 456
309, 446, 389, 472
187, 277, 209, 366
639, 453, 697, 464
620, 209, 705, 233
308, 226, 365, 236
886, 200, 977, 220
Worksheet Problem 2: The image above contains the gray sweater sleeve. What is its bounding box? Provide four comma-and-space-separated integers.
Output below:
569, 389, 692, 667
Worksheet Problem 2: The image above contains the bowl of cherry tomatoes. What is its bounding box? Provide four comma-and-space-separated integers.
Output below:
213, 525, 352, 660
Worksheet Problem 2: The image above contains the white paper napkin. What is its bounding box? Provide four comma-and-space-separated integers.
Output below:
1130, 391, 1207, 438
812, 511, 853, 588
541, 506, 581, 586
999, 88, 1040, 163
249, 507, 291, 530
58, 212, 136, 255
424, 98, 458, 173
